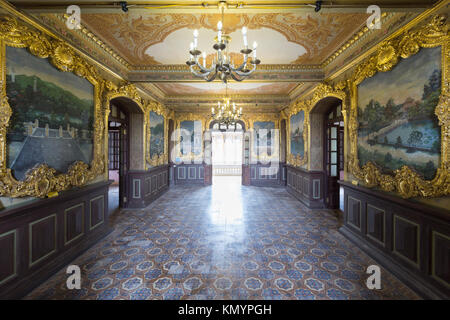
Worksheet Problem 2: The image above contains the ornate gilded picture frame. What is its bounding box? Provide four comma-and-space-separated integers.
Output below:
348, 15, 449, 199
146, 101, 168, 167
249, 115, 280, 163
286, 101, 309, 167
0, 16, 106, 198
174, 113, 207, 163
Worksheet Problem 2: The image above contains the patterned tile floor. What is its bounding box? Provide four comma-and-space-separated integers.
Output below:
25, 176, 419, 300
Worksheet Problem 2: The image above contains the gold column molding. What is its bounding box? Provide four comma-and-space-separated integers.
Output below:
0, 16, 106, 198
347, 14, 449, 199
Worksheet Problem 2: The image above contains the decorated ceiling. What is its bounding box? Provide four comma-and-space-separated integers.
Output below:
156, 82, 298, 95
80, 12, 368, 66
10, 0, 428, 110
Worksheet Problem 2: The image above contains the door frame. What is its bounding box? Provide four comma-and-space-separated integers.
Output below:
323, 103, 344, 209
108, 105, 130, 209
208, 120, 246, 184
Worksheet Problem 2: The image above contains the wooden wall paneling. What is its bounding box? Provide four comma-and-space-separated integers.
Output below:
0, 181, 111, 299
125, 165, 170, 208
339, 180, 450, 299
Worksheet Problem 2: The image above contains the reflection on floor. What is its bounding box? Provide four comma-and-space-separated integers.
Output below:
25, 178, 419, 300
108, 185, 119, 216
339, 187, 344, 212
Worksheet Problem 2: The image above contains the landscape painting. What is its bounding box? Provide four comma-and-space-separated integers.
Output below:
6, 46, 95, 181
180, 120, 202, 155
290, 110, 305, 157
149, 111, 164, 157
357, 47, 441, 180
254, 121, 275, 155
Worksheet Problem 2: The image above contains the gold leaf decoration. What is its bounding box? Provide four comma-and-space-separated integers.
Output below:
348, 14, 449, 198
0, 16, 106, 198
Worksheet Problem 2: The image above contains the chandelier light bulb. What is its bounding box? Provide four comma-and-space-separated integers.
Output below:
186, 12, 260, 82
193, 29, 199, 48
253, 41, 258, 49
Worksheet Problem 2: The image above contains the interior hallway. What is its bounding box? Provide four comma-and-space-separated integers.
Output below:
25, 178, 418, 300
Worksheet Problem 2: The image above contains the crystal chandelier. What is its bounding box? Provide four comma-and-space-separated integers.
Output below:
186, 1, 260, 83
211, 85, 242, 128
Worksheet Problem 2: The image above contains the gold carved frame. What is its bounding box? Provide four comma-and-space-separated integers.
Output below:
348, 14, 449, 199
0, 16, 106, 198
146, 100, 169, 166
248, 114, 280, 163
286, 100, 309, 167
174, 113, 207, 163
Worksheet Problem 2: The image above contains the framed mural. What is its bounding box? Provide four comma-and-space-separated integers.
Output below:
290, 111, 305, 158
149, 111, 165, 159
348, 14, 448, 199
179, 120, 202, 156
6, 46, 95, 180
0, 16, 105, 198
286, 106, 308, 167
357, 47, 441, 181
253, 121, 275, 158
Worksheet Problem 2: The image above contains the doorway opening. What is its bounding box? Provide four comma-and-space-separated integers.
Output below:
108, 103, 128, 215
324, 103, 345, 211
210, 121, 244, 186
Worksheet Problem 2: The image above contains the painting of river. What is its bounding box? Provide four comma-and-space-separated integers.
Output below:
290, 111, 305, 157
357, 47, 441, 180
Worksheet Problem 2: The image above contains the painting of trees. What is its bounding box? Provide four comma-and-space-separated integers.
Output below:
356, 47, 441, 181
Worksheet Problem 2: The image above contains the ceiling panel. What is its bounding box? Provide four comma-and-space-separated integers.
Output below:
156, 82, 298, 95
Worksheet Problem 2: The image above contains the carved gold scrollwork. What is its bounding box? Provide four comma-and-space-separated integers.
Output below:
286, 82, 347, 168
348, 14, 449, 198
0, 16, 105, 198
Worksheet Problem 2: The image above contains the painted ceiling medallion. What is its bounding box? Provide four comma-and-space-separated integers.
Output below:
186, 1, 260, 83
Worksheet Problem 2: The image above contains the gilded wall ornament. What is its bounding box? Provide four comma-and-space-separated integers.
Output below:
285, 83, 347, 168
0, 16, 106, 198
348, 14, 449, 199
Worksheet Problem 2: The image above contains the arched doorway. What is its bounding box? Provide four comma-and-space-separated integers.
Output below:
310, 96, 345, 211
209, 120, 247, 185
108, 97, 145, 213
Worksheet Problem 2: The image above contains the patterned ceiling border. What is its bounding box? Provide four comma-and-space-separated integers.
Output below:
131, 64, 322, 72
60, 13, 131, 69
320, 12, 390, 68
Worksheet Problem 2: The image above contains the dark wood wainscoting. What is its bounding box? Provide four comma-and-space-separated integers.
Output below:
339, 180, 450, 299
173, 163, 205, 185
286, 165, 325, 209
0, 181, 111, 299
250, 163, 286, 187
126, 165, 169, 208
